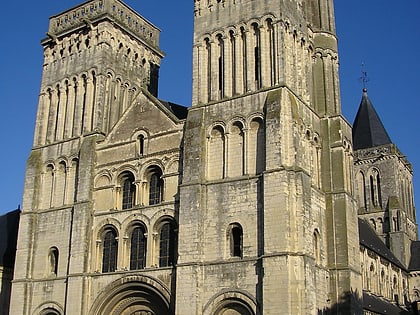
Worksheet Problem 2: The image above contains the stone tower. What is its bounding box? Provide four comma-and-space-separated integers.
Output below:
10, 0, 367, 314
10, 1, 186, 314
176, 0, 361, 313
353, 89, 418, 267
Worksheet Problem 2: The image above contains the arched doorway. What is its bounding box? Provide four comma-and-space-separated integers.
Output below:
90, 276, 171, 315
215, 300, 254, 315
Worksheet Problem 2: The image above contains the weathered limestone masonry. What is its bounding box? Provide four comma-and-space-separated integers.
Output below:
11, 1, 183, 314
8, 0, 392, 314
177, 0, 361, 314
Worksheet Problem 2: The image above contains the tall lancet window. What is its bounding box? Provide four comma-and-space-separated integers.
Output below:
357, 171, 367, 211
205, 38, 212, 102
370, 169, 382, 208
266, 18, 276, 85
252, 23, 261, 89
240, 27, 247, 92
217, 34, 225, 99
229, 30, 236, 96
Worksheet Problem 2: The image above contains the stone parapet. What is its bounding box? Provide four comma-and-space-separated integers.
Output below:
47, 0, 160, 48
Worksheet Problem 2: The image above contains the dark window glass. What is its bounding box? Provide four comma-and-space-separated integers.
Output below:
138, 135, 145, 156
231, 225, 243, 258
149, 173, 162, 205
49, 247, 59, 275
122, 173, 135, 209
159, 222, 175, 267
130, 226, 146, 270
102, 230, 118, 273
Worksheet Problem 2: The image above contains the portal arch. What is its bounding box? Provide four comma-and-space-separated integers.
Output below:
89, 276, 171, 315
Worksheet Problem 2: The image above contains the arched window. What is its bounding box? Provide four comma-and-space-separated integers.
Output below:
229, 223, 243, 258
138, 134, 145, 156
228, 121, 244, 177
121, 172, 136, 209
208, 126, 225, 180
370, 169, 382, 208
130, 225, 147, 270
102, 228, 118, 273
159, 221, 175, 267
313, 229, 321, 264
248, 117, 265, 175
149, 168, 163, 205
356, 171, 367, 211
217, 34, 225, 99
252, 23, 261, 89
48, 247, 59, 276
370, 218, 377, 231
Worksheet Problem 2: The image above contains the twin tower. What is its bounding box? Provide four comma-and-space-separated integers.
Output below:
11, 0, 367, 314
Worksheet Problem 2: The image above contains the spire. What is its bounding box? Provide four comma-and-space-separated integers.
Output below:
352, 89, 392, 150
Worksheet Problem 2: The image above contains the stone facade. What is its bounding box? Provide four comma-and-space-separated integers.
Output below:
7, 0, 418, 314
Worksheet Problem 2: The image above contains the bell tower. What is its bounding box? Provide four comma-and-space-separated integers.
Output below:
11, 1, 165, 314
178, 0, 361, 313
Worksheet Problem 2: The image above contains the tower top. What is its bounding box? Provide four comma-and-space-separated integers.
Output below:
46, 0, 160, 50
352, 90, 392, 150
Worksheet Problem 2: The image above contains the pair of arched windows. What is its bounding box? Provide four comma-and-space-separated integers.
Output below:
101, 221, 175, 273
118, 167, 163, 209
356, 169, 382, 211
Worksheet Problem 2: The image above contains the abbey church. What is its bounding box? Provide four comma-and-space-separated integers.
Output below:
0, 0, 419, 314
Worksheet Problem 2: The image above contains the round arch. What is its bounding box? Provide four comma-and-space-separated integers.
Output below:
89, 276, 171, 315
203, 290, 257, 315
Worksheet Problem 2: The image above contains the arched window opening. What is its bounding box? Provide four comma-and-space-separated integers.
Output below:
313, 229, 321, 264
370, 218, 377, 231
159, 222, 175, 267
357, 171, 367, 211
130, 225, 147, 270
205, 38, 212, 101
266, 18, 276, 85
240, 27, 247, 92
248, 118, 265, 174
149, 167, 163, 205
252, 23, 261, 89
370, 170, 382, 208
393, 276, 399, 303
208, 126, 225, 180
217, 34, 224, 99
48, 247, 59, 276
138, 134, 145, 156
369, 264, 375, 292
121, 172, 136, 209
102, 228, 118, 273
229, 30, 236, 96
228, 122, 244, 177
229, 223, 243, 258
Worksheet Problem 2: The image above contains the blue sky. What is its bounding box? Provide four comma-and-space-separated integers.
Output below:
0, 0, 419, 223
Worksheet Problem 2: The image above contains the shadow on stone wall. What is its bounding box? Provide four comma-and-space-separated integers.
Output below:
317, 290, 416, 315
317, 290, 363, 315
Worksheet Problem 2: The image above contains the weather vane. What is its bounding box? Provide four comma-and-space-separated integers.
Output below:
359, 63, 369, 90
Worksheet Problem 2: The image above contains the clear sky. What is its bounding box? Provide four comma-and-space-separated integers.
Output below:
0, 0, 419, 224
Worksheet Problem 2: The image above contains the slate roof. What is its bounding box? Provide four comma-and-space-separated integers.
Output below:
409, 241, 420, 271
0, 209, 20, 268
358, 218, 406, 270
363, 292, 410, 315
352, 89, 392, 150
159, 100, 188, 120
